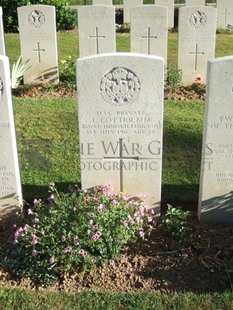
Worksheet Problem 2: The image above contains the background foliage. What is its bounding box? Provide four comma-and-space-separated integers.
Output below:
1, 0, 77, 33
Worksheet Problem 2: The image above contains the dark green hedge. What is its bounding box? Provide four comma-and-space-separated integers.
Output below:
1, 0, 77, 33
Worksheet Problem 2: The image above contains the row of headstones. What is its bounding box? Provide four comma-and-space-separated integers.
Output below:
78, 4, 217, 85
90, 0, 232, 29
1, 51, 233, 224
0, 4, 221, 86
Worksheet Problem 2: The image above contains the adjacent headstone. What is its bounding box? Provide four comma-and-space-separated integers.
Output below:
78, 6, 116, 58
0, 56, 22, 216
123, 0, 143, 23
178, 6, 217, 85
217, 0, 233, 29
93, 0, 112, 5
186, 0, 205, 6
131, 6, 168, 64
154, 0, 174, 29
76, 53, 164, 215
199, 56, 233, 224
17, 5, 59, 84
0, 7, 5, 55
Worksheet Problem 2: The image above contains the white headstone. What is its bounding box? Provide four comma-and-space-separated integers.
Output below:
123, 0, 143, 23
0, 7, 5, 55
78, 6, 116, 58
77, 53, 164, 215
93, 0, 112, 5
186, 0, 205, 6
17, 5, 59, 84
178, 6, 217, 85
0, 56, 22, 216
217, 0, 233, 29
131, 6, 168, 64
154, 0, 174, 29
199, 56, 233, 224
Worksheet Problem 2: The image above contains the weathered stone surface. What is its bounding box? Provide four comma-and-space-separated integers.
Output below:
18, 5, 59, 84
199, 56, 233, 224
0, 7, 5, 55
131, 5, 168, 64
77, 53, 164, 214
178, 6, 216, 85
0, 56, 22, 216
78, 5, 116, 57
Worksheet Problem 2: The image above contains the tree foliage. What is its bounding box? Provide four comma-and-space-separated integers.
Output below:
1, 0, 77, 33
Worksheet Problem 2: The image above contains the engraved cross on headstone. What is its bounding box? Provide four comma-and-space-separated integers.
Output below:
140, 27, 157, 55
89, 27, 105, 54
103, 138, 139, 192
188, 43, 204, 71
222, 8, 231, 25
33, 42, 45, 63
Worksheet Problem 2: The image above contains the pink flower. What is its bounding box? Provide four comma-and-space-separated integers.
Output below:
96, 231, 102, 238
33, 198, 41, 205
120, 254, 126, 261
79, 249, 85, 256
139, 231, 145, 238
61, 235, 66, 242
89, 219, 94, 225
48, 194, 55, 202
65, 246, 72, 253
32, 250, 37, 256
74, 239, 79, 246
91, 258, 97, 264
109, 259, 115, 266
31, 234, 38, 245
87, 229, 91, 235
50, 182, 55, 187
195, 74, 203, 83
147, 217, 153, 223
49, 257, 55, 264
123, 221, 128, 227
27, 208, 33, 215
97, 204, 104, 213
113, 200, 119, 206
92, 234, 98, 241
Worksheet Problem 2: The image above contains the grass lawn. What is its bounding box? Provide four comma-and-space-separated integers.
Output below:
2, 29, 233, 309
5, 31, 232, 204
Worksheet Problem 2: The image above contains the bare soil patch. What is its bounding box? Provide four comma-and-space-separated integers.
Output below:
13, 83, 206, 101
0, 217, 232, 293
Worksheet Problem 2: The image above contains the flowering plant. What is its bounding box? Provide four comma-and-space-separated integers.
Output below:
59, 55, 76, 87
6, 183, 153, 283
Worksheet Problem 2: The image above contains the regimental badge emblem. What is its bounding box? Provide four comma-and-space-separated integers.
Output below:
28, 10, 45, 28
0, 78, 3, 96
189, 11, 207, 29
100, 67, 141, 106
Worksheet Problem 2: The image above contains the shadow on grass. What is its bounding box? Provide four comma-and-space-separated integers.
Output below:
21, 181, 81, 205
161, 183, 199, 214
